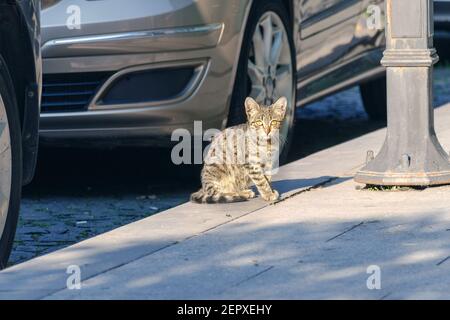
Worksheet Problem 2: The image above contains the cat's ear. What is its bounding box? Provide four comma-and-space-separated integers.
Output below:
245, 97, 260, 119
272, 97, 288, 119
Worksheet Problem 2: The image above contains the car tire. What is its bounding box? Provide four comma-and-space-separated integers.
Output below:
228, 0, 297, 164
0, 55, 23, 269
360, 76, 387, 121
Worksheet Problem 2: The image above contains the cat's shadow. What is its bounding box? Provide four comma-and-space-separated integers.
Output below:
269, 176, 352, 195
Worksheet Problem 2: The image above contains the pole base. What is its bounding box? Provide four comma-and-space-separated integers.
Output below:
355, 135, 450, 187
354, 169, 450, 187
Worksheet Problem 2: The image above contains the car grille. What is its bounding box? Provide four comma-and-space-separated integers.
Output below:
42, 72, 112, 113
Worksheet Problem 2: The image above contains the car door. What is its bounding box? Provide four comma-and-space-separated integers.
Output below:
295, 0, 363, 79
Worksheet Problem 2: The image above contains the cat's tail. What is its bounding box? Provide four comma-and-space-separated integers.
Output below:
190, 189, 247, 204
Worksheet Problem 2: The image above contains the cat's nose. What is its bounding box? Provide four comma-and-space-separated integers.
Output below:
265, 127, 271, 135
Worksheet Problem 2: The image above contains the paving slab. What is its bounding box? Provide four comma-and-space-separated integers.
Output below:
46, 179, 450, 300
1, 104, 450, 299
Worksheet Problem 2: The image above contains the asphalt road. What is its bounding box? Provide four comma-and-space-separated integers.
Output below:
9, 67, 450, 266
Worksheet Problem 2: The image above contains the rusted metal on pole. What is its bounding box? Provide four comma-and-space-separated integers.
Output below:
355, 0, 450, 186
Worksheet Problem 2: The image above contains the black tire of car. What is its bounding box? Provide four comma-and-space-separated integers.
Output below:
360, 76, 387, 121
228, 0, 297, 164
0, 55, 23, 269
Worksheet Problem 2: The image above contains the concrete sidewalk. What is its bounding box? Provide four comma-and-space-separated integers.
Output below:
2, 105, 450, 300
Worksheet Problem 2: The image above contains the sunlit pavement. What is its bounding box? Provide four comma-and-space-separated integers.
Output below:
8, 67, 450, 269
2, 97, 450, 299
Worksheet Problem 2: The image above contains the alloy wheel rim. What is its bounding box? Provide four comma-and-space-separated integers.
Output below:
248, 11, 295, 151
0, 93, 12, 241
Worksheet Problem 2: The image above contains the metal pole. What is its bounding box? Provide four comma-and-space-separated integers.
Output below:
355, 0, 450, 186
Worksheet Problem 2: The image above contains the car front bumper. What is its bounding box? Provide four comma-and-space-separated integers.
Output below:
40, 0, 251, 146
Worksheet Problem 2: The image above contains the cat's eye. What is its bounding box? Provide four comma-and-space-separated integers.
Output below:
270, 120, 280, 126
254, 120, 263, 126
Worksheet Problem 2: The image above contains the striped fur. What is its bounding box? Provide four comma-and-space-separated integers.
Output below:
191, 97, 287, 204
190, 190, 248, 204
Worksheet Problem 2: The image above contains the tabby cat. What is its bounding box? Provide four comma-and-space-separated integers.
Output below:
190, 96, 287, 204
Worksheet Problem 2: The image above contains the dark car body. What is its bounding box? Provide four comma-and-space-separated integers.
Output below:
435, 0, 450, 49
0, 0, 41, 184
435, 0, 450, 30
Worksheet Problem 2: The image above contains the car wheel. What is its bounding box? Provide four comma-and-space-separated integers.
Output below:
228, 0, 297, 164
360, 76, 387, 121
0, 56, 22, 269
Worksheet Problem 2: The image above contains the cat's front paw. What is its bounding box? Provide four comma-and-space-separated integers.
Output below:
262, 190, 280, 202
241, 189, 256, 199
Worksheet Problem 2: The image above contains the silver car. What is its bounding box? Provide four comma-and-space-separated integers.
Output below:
40, 0, 386, 159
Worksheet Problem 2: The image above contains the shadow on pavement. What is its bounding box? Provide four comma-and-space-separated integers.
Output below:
33, 207, 450, 299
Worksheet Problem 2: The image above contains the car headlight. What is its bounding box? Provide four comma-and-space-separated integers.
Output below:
41, 0, 62, 10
